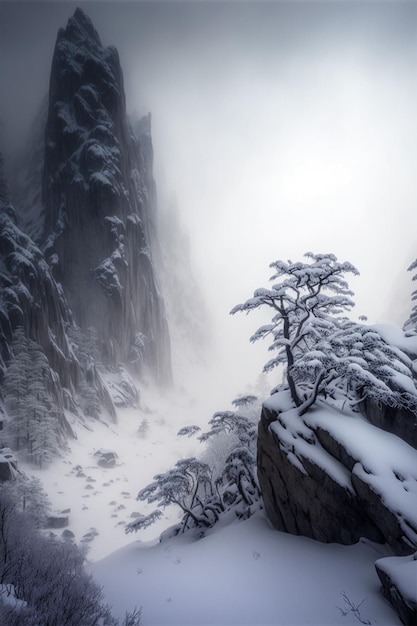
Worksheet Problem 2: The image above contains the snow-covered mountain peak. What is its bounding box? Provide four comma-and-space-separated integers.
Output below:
41, 8, 172, 383
63, 7, 102, 48
51, 9, 122, 115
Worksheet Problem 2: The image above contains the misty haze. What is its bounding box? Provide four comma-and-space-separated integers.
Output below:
0, 2, 416, 625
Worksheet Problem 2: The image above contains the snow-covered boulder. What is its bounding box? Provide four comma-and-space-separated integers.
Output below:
94, 448, 118, 468
0, 448, 17, 481
258, 392, 417, 555
375, 553, 417, 626
46, 514, 69, 529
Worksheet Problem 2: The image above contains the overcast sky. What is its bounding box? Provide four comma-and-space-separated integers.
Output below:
1, 1, 416, 390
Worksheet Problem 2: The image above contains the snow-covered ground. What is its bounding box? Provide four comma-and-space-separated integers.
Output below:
91, 513, 399, 626
20, 380, 225, 561
20, 372, 403, 625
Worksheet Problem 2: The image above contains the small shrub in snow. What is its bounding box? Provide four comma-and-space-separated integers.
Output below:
337, 592, 372, 624
405, 258, 417, 331
137, 417, 149, 438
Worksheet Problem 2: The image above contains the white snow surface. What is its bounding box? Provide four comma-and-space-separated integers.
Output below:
21, 385, 212, 560
91, 513, 399, 626
305, 403, 417, 548
373, 323, 417, 357
269, 407, 353, 491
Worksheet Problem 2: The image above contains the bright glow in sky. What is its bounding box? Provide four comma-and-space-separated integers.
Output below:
0, 1, 416, 391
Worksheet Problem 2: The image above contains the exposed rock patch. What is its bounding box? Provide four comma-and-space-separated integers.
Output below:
258, 408, 384, 546
46, 514, 69, 529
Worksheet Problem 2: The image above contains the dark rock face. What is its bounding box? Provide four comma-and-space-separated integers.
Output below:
0, 206, 76, 384
258, 407, 384, 546
0, 186, 80, 439
11, 98, 48, 243
361, 397, 417, 450
46, 514, 69, 529
257, 399, 417, 556
42, 8, 171, 384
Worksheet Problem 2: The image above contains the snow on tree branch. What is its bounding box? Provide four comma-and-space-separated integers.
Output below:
128, 396, 262, 538
231, 252, 417, 416
231, 252, 359, 412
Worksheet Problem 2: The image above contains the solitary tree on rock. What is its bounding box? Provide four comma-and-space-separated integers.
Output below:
231, 252, 359, 414
231, 252, 417, 415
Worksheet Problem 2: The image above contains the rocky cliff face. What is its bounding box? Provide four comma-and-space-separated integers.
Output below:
0, 157, 79, 436
257, 382, 417, 624
11, 99, 48, 244
0, 8, 179, 461
41, 8, 171, 384
258, 393, 417, 555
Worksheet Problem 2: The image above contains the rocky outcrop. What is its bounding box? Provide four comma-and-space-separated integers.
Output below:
0, 161, 80, 436
360, 397, 417, 450
257, 394, 417, 556
11, 98, 48, 243
46, 514, 69, 529
258, 404, 384, 546
0, 205, 77, 387
258, 393, 417, 624
41, 8, 171, 384
375, 554, 417, 626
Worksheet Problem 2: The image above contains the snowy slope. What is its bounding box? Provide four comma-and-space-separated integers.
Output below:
91, 513, 400, 626
14, 395, 408, 626
21, 375, 403, 626
20, 367, 242, 561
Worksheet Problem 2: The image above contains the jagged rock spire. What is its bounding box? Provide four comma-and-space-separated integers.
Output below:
42, 9, 171, 384
65, 7, 102, 46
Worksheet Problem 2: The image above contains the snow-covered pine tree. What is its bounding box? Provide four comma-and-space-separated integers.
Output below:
127, 395, 261, 537
231, 252, 359, 414
199, 395, 260, 517
232, 252, 417, 415
317, 319, 417, 411
3, 328, 32, 451
26, 340, 62, 466
126, 458, 218, 536
0, 474, 51, 528
405, 258, 417, 330
4, 329, 61, 464
0, 482, 136, 625
138, 417, 150, 438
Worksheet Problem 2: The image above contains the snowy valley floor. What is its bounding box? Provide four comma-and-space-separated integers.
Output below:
21, 383, 401, 626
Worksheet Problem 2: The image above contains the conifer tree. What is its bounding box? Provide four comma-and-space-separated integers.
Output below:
231, 252, 359, 414
4, 329, 61, 464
